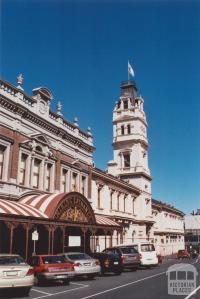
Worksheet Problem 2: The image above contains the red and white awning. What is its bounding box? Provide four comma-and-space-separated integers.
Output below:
0, 198, 48, 218
95, 214, 121, 227
19, 193, 65, 218
0, 193, 121, 228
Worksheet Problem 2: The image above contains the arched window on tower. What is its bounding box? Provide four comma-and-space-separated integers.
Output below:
123, 100, 128, 110
121, 125, 124, 135
123, 152, 130, 168
127, 124, 131, 134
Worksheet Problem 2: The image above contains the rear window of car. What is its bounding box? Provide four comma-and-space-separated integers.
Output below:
67, 253, 91, 260
0, 256, 26, 265
120, 247, 138, 254
42, 256, 66, 264
141, 244, 155, 252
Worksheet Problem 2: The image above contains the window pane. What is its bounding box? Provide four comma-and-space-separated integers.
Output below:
0, 145, 5, 179
33, 159, 40, 188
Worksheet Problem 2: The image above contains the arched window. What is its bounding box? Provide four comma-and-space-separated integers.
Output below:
123, 100, 128, 110
123, 152, 130, 168
127, 124, 131, 134
121, 125, 124, 135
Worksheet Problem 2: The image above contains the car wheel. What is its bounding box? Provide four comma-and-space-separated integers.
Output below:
19, 287, 31, 297
114, 270, 122, 275
100, 267, 105, 275
87, 274, 95, 280
63, 279, 70, 285
36, 275, 45, 286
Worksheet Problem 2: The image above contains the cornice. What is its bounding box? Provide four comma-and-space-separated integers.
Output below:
92, 167, 140, 195
0, 93, 95, 154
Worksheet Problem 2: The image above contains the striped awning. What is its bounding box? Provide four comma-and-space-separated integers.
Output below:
0, 193, 121, 228
19, 193, 65, 218
0, 198, 48, 218
95, 214, 121, 227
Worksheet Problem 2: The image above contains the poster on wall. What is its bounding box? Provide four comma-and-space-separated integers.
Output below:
68, 236, 81, 247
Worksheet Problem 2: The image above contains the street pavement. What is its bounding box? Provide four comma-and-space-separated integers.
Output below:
0, 258, 199, 299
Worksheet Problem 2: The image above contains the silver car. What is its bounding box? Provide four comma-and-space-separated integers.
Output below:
62, 252, 100, 279
0, 254, 34, 296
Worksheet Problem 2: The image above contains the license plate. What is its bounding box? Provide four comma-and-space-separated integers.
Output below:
114, 262, 118, 265
84, 263, 91, 266
6, 271, 18, 276
56, 275, 67, 279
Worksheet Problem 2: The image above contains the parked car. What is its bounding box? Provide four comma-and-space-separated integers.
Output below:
177, 250, 190, 259
30, 255, 75, 285
103, 246, 140, 270
0, 254, 34, 296
62, 252, 100, 279
91, 252, 123, 275
131, 243, 158, 267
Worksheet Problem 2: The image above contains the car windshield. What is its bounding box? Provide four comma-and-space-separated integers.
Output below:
120, 247, 138, 254
0, 256, 26, 265
141, 244, 155, 252
42, 256, 66, 264
67, 253, 91, 260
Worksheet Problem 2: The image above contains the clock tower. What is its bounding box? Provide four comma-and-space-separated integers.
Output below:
107, 80, 152, 220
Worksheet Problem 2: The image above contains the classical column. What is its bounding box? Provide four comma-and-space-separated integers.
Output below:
81, 227, 88, 253
44, 225, 52, 254
22, 223, 34, 261
51, 226, 56, 254
6, 222, 17, 254
61, 226, 66, 253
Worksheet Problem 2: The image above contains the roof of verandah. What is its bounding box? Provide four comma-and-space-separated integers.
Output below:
0, 192, 121, 229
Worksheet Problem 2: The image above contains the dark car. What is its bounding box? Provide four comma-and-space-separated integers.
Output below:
103, 246, 140, 270
91, 252, 123, 275
177, 250, 190, 259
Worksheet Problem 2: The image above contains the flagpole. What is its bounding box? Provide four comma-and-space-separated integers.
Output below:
128, 60, 129, 81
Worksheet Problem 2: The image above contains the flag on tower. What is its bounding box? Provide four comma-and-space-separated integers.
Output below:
128, 61, 134, 77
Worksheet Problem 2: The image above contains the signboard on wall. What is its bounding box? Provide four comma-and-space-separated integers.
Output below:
68, 236, 81, 247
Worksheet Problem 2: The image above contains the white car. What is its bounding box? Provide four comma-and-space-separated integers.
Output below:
132, 242, 158, 266
62, 252, 100, 279
0, 254, 34, 295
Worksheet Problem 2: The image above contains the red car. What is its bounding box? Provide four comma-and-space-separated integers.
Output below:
30, 255, 75, 285
177, 250, 190, 259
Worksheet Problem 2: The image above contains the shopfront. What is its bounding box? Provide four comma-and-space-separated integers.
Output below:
0, 192, 122, 260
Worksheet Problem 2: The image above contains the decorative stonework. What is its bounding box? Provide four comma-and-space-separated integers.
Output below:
53, 193, 96, 224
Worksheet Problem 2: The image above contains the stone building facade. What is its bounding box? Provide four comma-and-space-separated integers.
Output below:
0, 75, 184, 258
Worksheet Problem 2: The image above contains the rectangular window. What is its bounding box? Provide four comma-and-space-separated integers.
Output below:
132, 199, 135, 214
124, 153, 130, 168
123, 100, 128, 109
33, 159, 40, 188
121, 125, 124, 135
61, 168, 68, 192
72, 172, 78, 191
110, 192, 113, 210
19, 153, 28, 185
97, 188, 101, 209
0, 145, 5, 179
117, 193, 120, 211
45, 163, 52, 191
127, 124, 131, 134
124, 196, 126, 212
81, 176, 86, 195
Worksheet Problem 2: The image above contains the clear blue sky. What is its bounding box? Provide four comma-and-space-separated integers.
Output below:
1, 0, 200, 214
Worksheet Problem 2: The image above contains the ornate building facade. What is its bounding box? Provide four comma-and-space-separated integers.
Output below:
0, 75, 184, 259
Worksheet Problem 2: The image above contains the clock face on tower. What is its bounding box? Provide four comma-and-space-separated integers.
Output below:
39, 101, 46, 114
